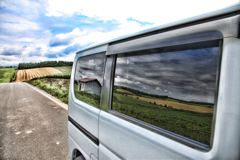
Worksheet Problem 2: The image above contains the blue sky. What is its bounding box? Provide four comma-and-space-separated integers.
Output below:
0, 0, 238, 66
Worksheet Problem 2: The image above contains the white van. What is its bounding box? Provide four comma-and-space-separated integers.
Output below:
68, 5, 240, 160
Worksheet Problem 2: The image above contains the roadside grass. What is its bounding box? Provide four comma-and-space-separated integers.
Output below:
27, 79, 69, 104
0, 68, 18, 83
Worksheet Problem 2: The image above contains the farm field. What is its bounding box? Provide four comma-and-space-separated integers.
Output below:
116, 88, 213, 113
0, 68, 17, 83
112, 85, 214, 145
112, 92, 213, 145
16, 67, 61, 82
129, 95, 213, 113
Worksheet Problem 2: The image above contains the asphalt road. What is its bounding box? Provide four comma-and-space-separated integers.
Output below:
0, 82, 69, 160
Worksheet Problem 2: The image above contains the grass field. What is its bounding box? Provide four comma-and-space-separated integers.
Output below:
0, 68, 17, 83
112, 85, 214, 145
53, 66, 72, 73
112, 92, 213, 145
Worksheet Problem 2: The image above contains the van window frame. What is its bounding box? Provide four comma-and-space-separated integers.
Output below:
108, 39, 223, 151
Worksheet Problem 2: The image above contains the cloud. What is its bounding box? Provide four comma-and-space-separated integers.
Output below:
49, 37, 72, 47
44, 52, 58, 58
44, 0, 239, 24
0, 13, 40, 31
49, 28, 86, 47
0, 47, 23, 56
197, 74, 216, 83
63, 44, 82, 54
27, 47, 42, 57
22, 45, 28, 48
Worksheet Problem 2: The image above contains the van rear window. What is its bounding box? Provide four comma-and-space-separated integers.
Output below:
74, 52, 105, 108
112, 46, 220, 145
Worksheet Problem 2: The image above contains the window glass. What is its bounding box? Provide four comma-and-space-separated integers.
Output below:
74, 52, 105, 108
112, 47, 219, 145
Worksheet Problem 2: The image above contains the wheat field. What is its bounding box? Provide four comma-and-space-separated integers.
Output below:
16, 67, 61, 82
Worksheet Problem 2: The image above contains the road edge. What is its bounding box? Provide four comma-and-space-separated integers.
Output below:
24, 82, 68, 111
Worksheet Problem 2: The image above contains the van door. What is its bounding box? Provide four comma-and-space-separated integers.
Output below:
68, 48, 106, 159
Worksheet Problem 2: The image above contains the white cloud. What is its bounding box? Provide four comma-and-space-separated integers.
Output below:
156, 87, 162, 91
0, 14, 40, 31
45, 0, 239, 25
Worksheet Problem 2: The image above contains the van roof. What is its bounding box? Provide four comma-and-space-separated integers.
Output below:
76, 4, 240, 54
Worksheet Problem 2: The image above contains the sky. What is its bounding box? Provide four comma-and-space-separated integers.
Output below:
0, 0, 239, 66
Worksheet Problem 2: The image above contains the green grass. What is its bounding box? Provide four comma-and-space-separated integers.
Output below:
74, 83, 100, 108
54, 66, 72, 72
112, 92, 213, 145
0, 68, 18, 83
27, 80, 69, 103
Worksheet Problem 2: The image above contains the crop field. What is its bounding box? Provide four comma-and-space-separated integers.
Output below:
0, 68, 17, 83
129, 95, 213, 113
112, 92, 213, 145
16, 67, 61, 82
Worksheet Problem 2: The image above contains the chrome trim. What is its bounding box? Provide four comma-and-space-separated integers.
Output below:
76, 44, 108, 55
101, 56, 115, 112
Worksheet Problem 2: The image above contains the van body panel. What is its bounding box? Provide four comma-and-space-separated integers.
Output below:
68, 134, 90, 160
212, 37, 240, 159
99, 111, 191, 160
107, 16, 239, 55
99, 144, 121, 160
68, 122, 98, 158
68, 92, 100, 138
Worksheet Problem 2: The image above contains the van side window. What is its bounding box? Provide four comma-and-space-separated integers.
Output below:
112, 45, 220, 145
74, 52, 105, 108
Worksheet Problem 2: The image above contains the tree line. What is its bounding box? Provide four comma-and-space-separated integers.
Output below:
18, 61, 73, 70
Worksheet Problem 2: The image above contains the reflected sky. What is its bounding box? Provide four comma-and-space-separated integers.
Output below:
114, 47, 219, 103
75, 53, 105, 85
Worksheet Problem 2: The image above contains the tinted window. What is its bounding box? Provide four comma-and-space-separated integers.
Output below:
112, 47, 219, 145
74, 52, 105, 108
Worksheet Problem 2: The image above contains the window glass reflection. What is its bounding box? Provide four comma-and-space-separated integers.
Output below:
74, 53, 105, 108
112, 47, 219, 145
